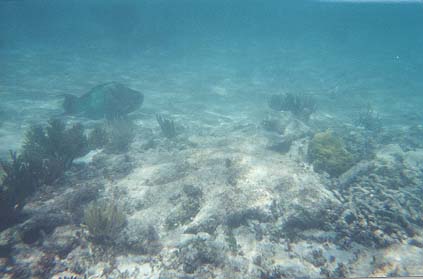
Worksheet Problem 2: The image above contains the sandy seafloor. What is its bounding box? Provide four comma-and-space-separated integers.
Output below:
1, 15, 423, 279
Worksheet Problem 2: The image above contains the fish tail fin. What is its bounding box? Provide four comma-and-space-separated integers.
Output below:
63, 94, 78, 114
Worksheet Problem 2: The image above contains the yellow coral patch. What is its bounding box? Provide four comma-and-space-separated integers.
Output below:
308, 130, 354, 177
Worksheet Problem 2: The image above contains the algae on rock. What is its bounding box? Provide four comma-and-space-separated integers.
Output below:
308, 130, 354, 177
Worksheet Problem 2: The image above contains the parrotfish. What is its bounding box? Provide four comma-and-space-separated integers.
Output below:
63, 82, 143, 119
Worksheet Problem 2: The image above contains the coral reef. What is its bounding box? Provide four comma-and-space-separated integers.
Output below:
2, 84, 423, 279
308, 130, 354, 177
165, 185, 202, 230
117, 221, 161, 255
334, 145, 423, 248
177, 235, 224, 274
2, 118, 423, 278
268, 93, 316, 121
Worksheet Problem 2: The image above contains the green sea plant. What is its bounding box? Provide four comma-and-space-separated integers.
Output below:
308, 130, 354, 177
156, 113, 176, 138
0, 151, 39, 229
22, 119, 88, 183
87, 124, 108, 150
105, 118, 135, 153
83, 199, 127, 244
0, 119, 89, 230
268, 93, 316, 121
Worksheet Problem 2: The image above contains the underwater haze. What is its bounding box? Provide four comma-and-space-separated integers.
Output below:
1, 0, 423, 278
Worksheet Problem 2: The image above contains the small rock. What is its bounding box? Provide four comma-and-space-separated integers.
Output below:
42, 225, 79, 259
117, 220, 161, 255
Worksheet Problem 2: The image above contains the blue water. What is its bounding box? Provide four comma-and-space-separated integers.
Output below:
1, 0, 423, 277
1, 1, 422, 119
